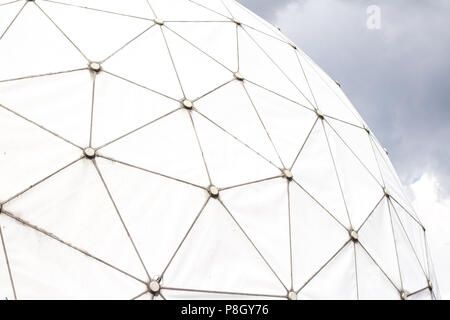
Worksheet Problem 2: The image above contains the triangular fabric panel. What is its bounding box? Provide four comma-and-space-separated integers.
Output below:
290, 181, 350, 290
195, 80, 282, 167
99, 109, 210, 187
296, 51, 362, 126
190, 111, 281, 188
238, 27, 307, 106
0, 107, 81, 201
48, 0, 155, 19
38, 0, 154, 62
189, 0, 232, 18
102, 26, 183, 100
297, 242, 357, 300
220, 178, 290, 289
4, 159, 148, 281
291, 121, 350, 229
0, 215, 146, 299
95, 157, 207, 277
0, 2, 86, 81
391, 200, 429, 279
0, 228, 15, 300
355, 244, 400, 300
244, 27, 315, 108
91, 72, 180, 148
163, 199, 286, 295
222, 0, 285, 41
0, 1, 24, 38
161, 289, 284, 300
148, 0, 227, 21
244, 81, 317, 168
389, 201, 428, 294
0, 70, 93, 147
326, 117, 383, 184
165, 21, 238, 71
162, 27, 233, 100
324, 121, 384, 229
358, 197, 402, 289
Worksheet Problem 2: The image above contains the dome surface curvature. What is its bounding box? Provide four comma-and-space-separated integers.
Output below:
0, 0, 439, 300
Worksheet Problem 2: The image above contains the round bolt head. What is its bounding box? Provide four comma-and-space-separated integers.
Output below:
148, 280, 161, 294
316, 109, 324, 119
232, 18, 241, 25
276, 26, 281, 31
384, 147, 389, 155
350, 230, 359, 241
182, 99, 193, 110
364, 125, 370, 134
401, 291, 407, 300
88, 62, 101, 72
154, 18, 164, 25
384, 187, 391, 197
287, 291, 297, 300
335, 80, 341, 87
234, 72, 244, 81
283, 169, 293, 180
84, 147, 96, 159
289, 42, 297, 50
208, 185, 219, 198
428, 281, 433, 290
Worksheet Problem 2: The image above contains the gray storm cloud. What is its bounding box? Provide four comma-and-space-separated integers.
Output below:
238, 0, 450, 196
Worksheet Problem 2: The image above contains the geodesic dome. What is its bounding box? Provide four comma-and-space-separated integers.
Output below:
0, 0, 440, 300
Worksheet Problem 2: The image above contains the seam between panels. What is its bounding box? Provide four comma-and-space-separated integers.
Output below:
188, 0, 231, 20
244, 79, 315, 114
218, 199, 288, 292
101, 24, 157, 64
187, 111, 213, 185
295, 240, 350, 294
286, 181, 294, 291
130, 289, 149, 300
0, 68, 88, 84
97, 155, 206, 190
291, 179, 348, 232
0, 103, 83, 150
160, 197, 210, 278
145, 0, 157, 18
324, 118, 384, 187
357, 241, 400, 293
321, 119, 353, 229
192, 109, 282, 171
220, 175, 283, 192
34, 1, 89, 61
386, 199, 405, 291
241, 27, 316, 109
0, 222, 17, 300
235, 23, 240, 71
163, 25, 234, 75
0, 0, 21, 7
92, 160, 152, 281
40, 0, 155, 21
88, 72, 96, 147
289, 117, 319, 170
162, 286, 287, 299
242, 81, 286, 168
94, 107, 181, 150
193, 78, 234, 103
1, 157, 84, 206
0, 0, 26, 41
294, 49, 318, 109
1, 210, 147, 285
352, 241, 360, 300
219, 0, 234, 19
356, 195, 386, 233
389, 200, 430, 278
159, 25, 186, 98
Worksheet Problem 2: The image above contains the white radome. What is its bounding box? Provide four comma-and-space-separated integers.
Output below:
0, 0, 439, 300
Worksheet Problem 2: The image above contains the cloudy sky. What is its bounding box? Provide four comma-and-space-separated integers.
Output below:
238, 0, 450, 298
